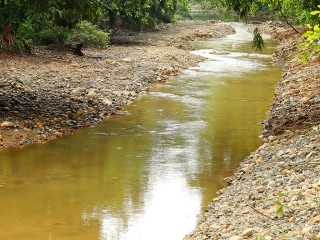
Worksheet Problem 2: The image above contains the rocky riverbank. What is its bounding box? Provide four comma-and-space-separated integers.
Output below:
0, 21, 234, 149
185, 30, 320, 239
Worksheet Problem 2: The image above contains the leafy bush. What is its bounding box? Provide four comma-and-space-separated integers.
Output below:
67, 21, 109, 48
15, 12, 70, 49
16, 20, 37, 44
38, 25, 70, 46
15, 20, 109, 51
299, 5, 320, 63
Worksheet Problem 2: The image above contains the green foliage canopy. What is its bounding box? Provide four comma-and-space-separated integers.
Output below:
0, 0, 103, 49
0, 0, 187, 50
68, 20, 109, 48
0, 0, 101, 32
299, 5, 320, 63
204, 0, 320, 24
101, 0, 185, 30
0, 0, 187, 52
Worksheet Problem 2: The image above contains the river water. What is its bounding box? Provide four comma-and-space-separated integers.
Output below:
0, 23, 281, 240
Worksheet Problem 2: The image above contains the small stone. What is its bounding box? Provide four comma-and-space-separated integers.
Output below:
54, 132, 64, 138
268, 181, 276, 187
288, 189, 301, 199
210, 224, 220, 229
229, 236, 241, 240
281, 169, 293, 174
71, 87, 82, 97
87, 90, 98, 99
241, 208, 250, 214
255, 158, 263, 164
35, 121, 44, 127
277, 150, 285, 156
122, 58, 132, 62
299, 96, 309, 102
268, 135, 276, 141
289, 217, 296, 223
255, 185, 266, 192
302, 226, 313, 234
242, 228, 254, 237
241, 163, 254, 173
308, 215, 320, 225
1, 121, 14, 127
76, 109, 84, 116
102, 98, 112, 106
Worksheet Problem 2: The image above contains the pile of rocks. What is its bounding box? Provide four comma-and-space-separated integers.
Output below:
186, 128, 320, 240
265, 41, 320, 137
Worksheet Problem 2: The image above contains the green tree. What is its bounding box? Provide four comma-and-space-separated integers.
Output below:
213, 0, 320, 24
0, 0, 101, 31
299, 5, 320, 63
0, 0, 186, 50
100, 0, 182, 30
0, 0, 101, 49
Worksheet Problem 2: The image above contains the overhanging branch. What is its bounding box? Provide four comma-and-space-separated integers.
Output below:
277, 0, 300, 34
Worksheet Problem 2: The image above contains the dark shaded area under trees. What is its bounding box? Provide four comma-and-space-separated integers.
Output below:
0, 0, 186, 53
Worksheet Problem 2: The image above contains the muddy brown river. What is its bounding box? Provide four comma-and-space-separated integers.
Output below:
0, 23, 281, 240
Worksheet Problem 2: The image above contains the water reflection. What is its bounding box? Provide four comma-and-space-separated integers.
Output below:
0, 23, 281, 240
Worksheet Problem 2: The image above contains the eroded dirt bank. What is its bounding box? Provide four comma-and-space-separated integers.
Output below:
185, 30, 320, 239
0, 21, 234, 149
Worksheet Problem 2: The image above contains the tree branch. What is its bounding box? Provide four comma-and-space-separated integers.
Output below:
248, 205, 274, 220
69, 43, 84, 56
23, 40, 32, 55
277, 0, 300, 34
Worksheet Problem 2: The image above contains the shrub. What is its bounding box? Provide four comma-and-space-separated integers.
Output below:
12, 19, 109, 53
38, 25, 70, 46
67, 21, 109, 48
299, 6, 320, 63
15, 15, 70, 49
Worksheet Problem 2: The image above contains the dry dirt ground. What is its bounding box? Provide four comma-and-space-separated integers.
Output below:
0, 21, 234, 150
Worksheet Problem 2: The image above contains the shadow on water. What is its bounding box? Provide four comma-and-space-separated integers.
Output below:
0, 23, 281, 240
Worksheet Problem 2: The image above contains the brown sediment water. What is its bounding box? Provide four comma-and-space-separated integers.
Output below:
0, 23, 281, 240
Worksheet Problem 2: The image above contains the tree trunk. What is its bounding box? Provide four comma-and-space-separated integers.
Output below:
69, 43, 84, 56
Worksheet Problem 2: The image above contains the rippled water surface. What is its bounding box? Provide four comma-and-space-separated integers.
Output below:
0, 23, 281, 240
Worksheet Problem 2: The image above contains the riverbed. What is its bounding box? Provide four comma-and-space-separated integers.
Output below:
0, 23, 281, 240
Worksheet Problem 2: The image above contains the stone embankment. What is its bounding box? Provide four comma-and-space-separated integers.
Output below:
185, 30, 320, 239
0, 21, 234, 149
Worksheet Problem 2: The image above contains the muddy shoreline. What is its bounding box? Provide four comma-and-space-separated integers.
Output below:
0, 21, 234, 150
185, 30, 320, 239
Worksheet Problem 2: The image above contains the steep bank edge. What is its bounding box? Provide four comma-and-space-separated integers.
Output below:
185, 31, 320, 239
